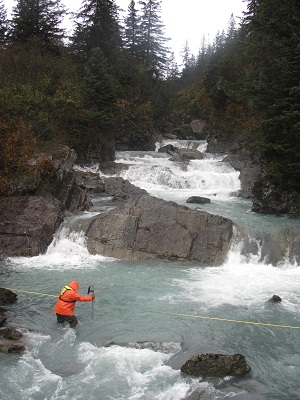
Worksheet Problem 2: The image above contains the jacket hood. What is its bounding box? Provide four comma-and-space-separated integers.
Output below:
68, 281, 79, 291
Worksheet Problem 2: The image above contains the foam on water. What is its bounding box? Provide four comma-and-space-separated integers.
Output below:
117, 156, 240, 199
2, 139, 300, 400
171, 242, 300, 311
8, 225, 113, 271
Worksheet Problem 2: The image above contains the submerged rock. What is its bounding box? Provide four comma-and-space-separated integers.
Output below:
158, 144, 178, 154
186, 196, 211, 204
0, 342, 26, 353
267, 295, 282, 303
86, 193, 233, 265
0, 327, 23, 340
169, 148, 204, 162
181, 353, 251, 378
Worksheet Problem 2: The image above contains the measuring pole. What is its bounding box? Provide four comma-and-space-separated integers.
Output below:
87, 284, 94, 321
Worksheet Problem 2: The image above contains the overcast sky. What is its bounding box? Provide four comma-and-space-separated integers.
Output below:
5, 0, 247, 62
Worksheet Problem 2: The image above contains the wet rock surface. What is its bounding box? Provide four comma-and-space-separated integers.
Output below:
86, 192, 233, 265
181, 353, 251, 378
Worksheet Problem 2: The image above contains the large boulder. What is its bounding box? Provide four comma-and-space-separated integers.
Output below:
169, 149, 204, 162
252, 178, 300, 217
0, 288, 17, 304
86, 194, 233, 265
181, 353, 251, 378
186, 196, 211, 205
0, 196, 63, 257
0, 144, 92, 257
223, 151, 262, 199
104, 177, 147, 202
190, 119, 207, 140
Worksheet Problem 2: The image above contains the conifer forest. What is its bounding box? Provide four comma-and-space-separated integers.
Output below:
0, 0, 299, 196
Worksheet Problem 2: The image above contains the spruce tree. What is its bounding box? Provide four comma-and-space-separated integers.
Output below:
83, 47, 117, 115
123, 0, 140, 56
0, 0, 7, 43
71, 0, 122, 61
138, 0, 170, 76
9, 0, 66, 46
242, 0, 300, 189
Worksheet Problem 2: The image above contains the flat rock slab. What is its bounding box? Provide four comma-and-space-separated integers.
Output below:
87, 194, 233, 265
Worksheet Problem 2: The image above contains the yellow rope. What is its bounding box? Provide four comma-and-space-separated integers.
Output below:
5, 288, 57, 297
5, 288, 300, 330
170, 312, 300, 330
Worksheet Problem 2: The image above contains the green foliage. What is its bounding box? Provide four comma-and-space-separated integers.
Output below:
137, 0, 170, 75
240, 0, 300, 190
9, 0, 66, 48
0, 0, 7, 43
83, 48, 118, 114
71, 0, 122, 62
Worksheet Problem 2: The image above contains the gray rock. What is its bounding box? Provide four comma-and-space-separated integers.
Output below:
75, 171, 106, 193
51, 171, 92, 213
158, 144, 178, 154
267, 295, 282, 302
0, 342, 26, 353
223, 152, 262, 199
86, 194, 233, 265
169, 149, 204, 162
252, 178, 300, 217
0, 145, 92, 257
181, 353, 251, 378
190, 119, 207, 140
0, 327, 23, 340
186, 196, 211, 204
0, 312, 7, 326
0, 196, 64, 257
104, 177, 148, 202
98, 162, 130, 175
0, 288, 17, 304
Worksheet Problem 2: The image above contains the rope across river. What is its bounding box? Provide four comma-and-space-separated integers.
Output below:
4, 287, 300, 330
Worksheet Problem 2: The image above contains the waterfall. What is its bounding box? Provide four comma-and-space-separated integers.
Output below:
2, 139, 300, 400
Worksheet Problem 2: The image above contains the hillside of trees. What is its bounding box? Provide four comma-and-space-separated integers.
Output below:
0, 0, 299, 198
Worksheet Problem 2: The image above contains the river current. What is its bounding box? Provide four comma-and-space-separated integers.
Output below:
1, 140, 300, 400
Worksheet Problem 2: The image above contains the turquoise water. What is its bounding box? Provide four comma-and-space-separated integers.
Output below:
1, 141, 300, 399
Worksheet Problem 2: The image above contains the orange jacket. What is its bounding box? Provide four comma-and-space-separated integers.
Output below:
53, 281, 93, 316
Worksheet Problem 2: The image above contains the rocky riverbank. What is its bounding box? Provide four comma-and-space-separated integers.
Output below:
0, 288, 25, 354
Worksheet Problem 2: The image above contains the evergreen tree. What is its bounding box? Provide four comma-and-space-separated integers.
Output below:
138, 0, 170, 76
71, 0, 122, 61
242, 0, 300, 189
165, 52, 180, 81
226, 13, 237, 41
123, 0, 140, 56
180, 40, 191, 69
0, 0, 7, 43
83, 47, 118, 115
9, 0, 66, 46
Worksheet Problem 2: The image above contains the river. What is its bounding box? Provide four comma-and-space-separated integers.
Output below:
1, 140, 300, 400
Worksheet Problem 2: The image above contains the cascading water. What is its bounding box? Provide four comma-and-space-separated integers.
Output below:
1, 140, 300, 400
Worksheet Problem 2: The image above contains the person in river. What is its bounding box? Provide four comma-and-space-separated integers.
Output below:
54, 281, 95, 328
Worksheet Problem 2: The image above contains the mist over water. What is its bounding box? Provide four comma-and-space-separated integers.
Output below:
1, 140, 300, 400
